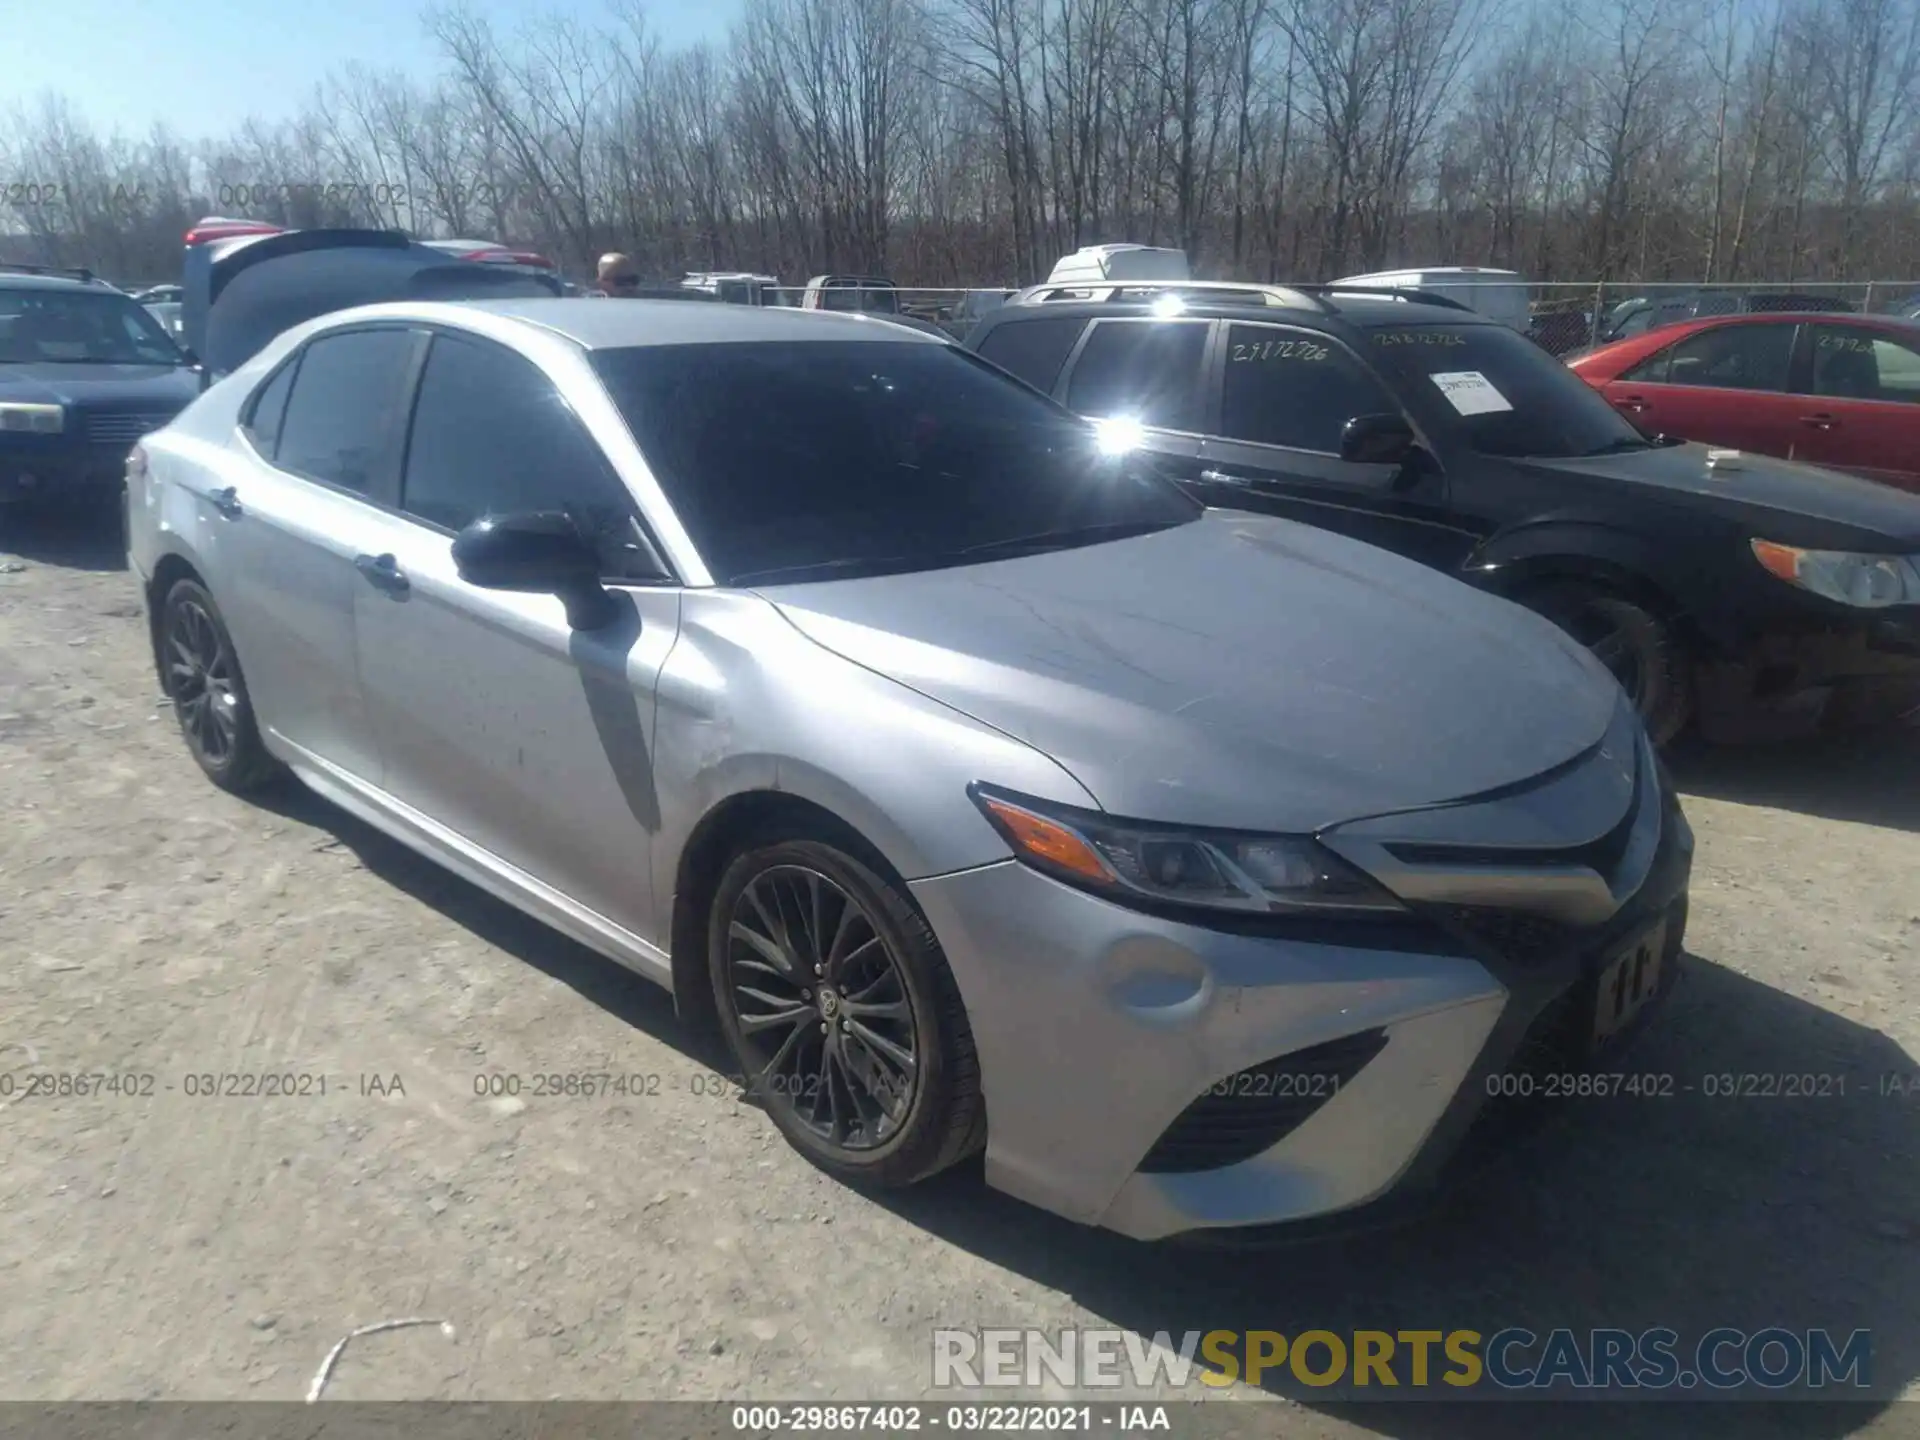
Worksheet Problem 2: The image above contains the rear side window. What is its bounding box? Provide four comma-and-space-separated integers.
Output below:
1062, 320, 1208, 429
242, 357, 298, 458
275, 329, 419, 494
401, 333, 657, 579
1658, 324, 1794, 392
973, 316, 1088, 394
1219, 324, 1396, 453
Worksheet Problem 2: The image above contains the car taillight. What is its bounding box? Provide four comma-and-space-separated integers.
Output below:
126, 444, 149, 484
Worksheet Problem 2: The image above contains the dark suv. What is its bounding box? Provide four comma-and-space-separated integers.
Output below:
963, 283, 1920, 746
1, 266, 201, 512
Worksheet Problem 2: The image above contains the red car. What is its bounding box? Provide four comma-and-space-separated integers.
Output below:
1568, 312, 1920, 492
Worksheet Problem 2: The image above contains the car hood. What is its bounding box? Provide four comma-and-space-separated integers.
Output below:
762, 510, 1621, 833
0, 363, 199, 407
1521, 442, 1920, 546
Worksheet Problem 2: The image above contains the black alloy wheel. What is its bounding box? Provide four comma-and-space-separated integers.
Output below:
161, 578, 280, 792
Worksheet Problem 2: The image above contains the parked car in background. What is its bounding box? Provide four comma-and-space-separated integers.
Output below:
800, 274, 902, 313
1044, 244, 1190, 286
0, 265, 201, 512
1568, 312, 1920, 493
133, 284, 184, 305
128, 282, 1693, 1240
143, 300, 186, 341
965, 282, 1920, 745
1333, 267, 1531, 333
683, 271, 782, 305
1534, 290, 1860, 360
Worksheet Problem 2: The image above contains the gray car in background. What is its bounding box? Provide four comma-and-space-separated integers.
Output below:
126, 297, 1693, 1239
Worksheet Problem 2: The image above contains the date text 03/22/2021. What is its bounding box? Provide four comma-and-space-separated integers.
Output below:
731, 1406, 1171, 1433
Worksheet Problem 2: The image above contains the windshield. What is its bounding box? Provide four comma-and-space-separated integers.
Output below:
0, 288, 185, 365
1365, 323, 1649, 458
592, 340, 1201, 585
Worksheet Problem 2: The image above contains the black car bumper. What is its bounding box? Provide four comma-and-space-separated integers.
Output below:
1696, 613, 1920, 741
0, 443, 134, 501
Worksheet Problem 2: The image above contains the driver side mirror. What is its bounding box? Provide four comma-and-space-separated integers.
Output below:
452, 510, 622, 630
1339, 412, 1418, 467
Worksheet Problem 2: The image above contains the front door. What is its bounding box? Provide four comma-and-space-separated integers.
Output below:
1599, 321, 1801, 458
1188, 320, 1475, 571
350, 329, 683, 950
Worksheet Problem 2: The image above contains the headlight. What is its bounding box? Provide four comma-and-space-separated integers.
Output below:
1751, 540, 1920, 609
968, 784, 1403, 916
0, 402, 65, 434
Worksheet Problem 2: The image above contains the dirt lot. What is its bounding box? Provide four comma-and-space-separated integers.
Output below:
3, 506, 1919, 1435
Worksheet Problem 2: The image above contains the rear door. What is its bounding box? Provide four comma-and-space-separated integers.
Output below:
349, 329, 682, 948
207, 325, 424, 785
1051, 316, 1213, 478
1793, 323, 1920, 490
1190, 320, 1473, 568
1598, 321, 1800, 456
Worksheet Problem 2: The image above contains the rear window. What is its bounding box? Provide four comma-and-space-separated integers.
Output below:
592, 340, 1198, 586
973, 316, 1088, 393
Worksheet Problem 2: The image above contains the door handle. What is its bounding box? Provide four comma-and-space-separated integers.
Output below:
1802, 413, 1839, 431
1612, 395, 1649, 413
207, 485, 243, 518
354, 552, 410, 595
1199, 468, 1255, 486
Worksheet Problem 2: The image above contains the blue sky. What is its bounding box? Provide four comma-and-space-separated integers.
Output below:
0, 0, 738, 141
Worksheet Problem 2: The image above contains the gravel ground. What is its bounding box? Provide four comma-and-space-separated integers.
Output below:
2, 506, 1918, 1438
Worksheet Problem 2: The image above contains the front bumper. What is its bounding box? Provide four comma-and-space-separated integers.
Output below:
0, 442, 134, 501
912, 710, 1694, 1241
1696, 612, 1920, 741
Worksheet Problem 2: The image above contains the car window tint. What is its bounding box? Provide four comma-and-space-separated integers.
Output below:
974, 317, 1089, 393
401, 332, 657, 580
1662, 324, 1793, 392
1220, 325, 1396, 452
591, 340, 1199, 586
275, 331, 415, 493
1063, 320, 1208, 429
1810, 326, 1920, 404
242, 358, 298, 458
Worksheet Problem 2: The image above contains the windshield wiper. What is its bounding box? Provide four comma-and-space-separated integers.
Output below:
948, 518, 1185, 563
1580, 436, 1657, 456
729, 555, 922, 586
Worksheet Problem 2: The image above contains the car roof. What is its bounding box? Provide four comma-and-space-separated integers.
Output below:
0, 273, 113, 292
983, 292, 1494, 329
319, 297, 947, 349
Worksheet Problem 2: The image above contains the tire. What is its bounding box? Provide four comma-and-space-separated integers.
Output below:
1521, 580, 1693, 746
159, 577, 282, 793
708, 835, 987, 1188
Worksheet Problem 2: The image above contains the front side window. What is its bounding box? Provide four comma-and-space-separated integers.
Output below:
274, 329, 418, 494
1219, 324, 1396, 453
1062, 320, 1208, 430
1808, 325, 1920, 405
592, 340, 1200, 586
1367, 323, 1651, 458
1661, 324, 1794, 392
0, 288, 183, 366
400, 333, 659, 580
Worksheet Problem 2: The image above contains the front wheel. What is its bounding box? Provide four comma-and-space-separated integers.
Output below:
708, 837, 986, 1188
1521, 581, 1693, 746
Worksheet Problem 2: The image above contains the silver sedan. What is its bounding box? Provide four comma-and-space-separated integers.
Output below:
126, 298, 1693, 1240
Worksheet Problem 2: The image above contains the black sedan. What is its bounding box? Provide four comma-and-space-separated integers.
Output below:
1, 270, 202, 512
964, 286, 1920, 745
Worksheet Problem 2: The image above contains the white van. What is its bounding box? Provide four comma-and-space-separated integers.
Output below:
1331, 267, 1530, 332
1045, 244, 1190, 286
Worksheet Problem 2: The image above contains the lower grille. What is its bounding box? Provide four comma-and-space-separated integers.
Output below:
1139, 1029, 1389, 1174
1439, 906, 1575, 965
85, 412, 172, 445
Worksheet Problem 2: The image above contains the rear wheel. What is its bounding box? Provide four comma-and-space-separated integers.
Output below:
160, 578, 281, 793
708, 835, 986, 1188
1521, 580, 1693, 746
